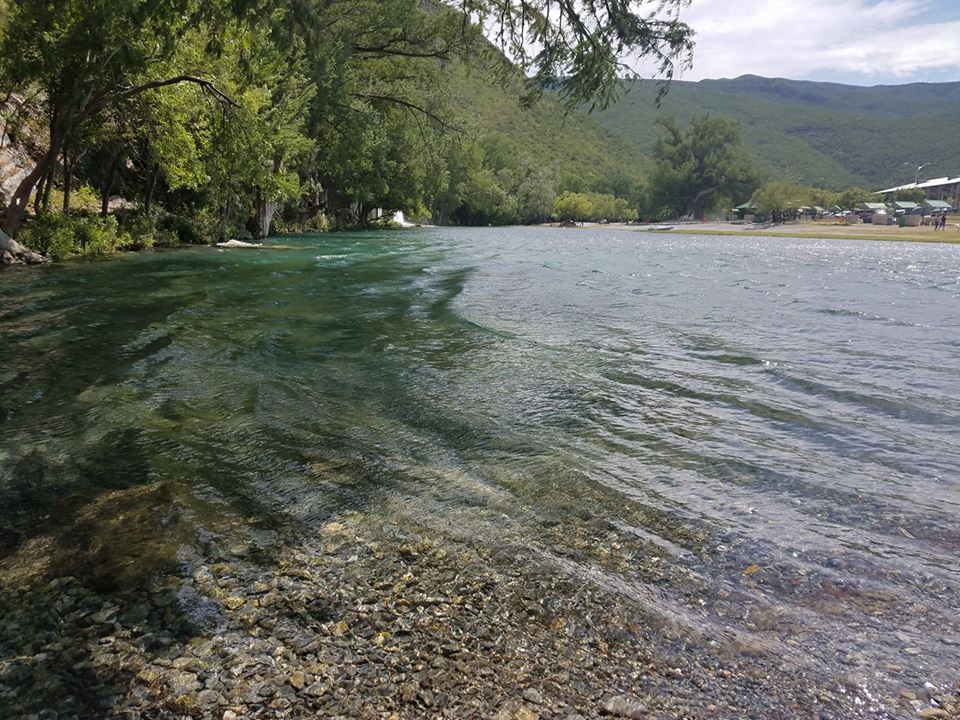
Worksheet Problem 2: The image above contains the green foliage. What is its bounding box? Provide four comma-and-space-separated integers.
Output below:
750, 182, 811, 217
41, 184, 102, 215
19, 214, 137, 259
1, 0, 687, 251
809, 187, 840, 209
645, 114, 758, 219
836, 186, 876, 210
457, 1, 693, 109
553, 191, 637, 222
116, 212, 161, 250
19, 215, 76, 260
893, 188, 925, 203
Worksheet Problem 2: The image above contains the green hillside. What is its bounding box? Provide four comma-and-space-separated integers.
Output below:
589, 75, 960, 190
451, 65, 649, 192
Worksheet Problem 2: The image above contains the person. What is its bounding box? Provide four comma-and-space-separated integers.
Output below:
942, 213, 949, 231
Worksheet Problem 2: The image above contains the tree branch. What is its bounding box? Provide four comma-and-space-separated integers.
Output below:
349, 93, 460, 132
84, 75, 238, 120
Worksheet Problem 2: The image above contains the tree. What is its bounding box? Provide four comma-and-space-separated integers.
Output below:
0, 0, 248, 241
460, 0, 695, 108
836, 186, 875, 210
646, 114, 758, 219
893, 188, 925, 203
553, 191, 592, 222
751, 181, 810, 221
809, 187, 840, 209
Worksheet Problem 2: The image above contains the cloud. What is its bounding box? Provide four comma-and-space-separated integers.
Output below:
644, 0, 960, 83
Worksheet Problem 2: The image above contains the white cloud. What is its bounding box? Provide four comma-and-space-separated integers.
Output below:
643, 0, 960, 83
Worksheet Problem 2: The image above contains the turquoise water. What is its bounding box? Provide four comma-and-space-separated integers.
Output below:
2, 227, 959, 706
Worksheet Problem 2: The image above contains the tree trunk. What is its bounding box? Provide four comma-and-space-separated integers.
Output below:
62, 148, 73, 215
2, 136, 64, 238
101, 156, 118, 217
41, 163, 54, 213
144, 163, 159, 214
254, 194, 277, 239
219, 198, 230, 242
33, 173, 47, 216
0, 227, 46, 264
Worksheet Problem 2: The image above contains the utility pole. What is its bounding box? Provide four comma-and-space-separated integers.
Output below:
905, 162, 931, 187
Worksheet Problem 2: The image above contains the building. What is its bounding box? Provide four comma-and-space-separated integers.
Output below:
876, 176, 960, 209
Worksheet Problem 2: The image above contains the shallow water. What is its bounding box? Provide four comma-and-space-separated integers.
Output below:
2, 227, 959, 712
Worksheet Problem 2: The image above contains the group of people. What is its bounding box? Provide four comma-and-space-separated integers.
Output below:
932, 212, 951, 231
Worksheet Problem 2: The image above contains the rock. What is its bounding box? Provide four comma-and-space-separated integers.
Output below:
197, 689, 220, 707
224, 596, 246, 611
401, 682, 419, 704
523, 688, 545, 705
169, 671, 201, 695
901, 690, 918, 701
305, 681, 327, 697
288, 671, 306, 690
918, 710, 949, 719
223, 712, 238, 720
494, 701, 540, 720
601, 695, 647, 718
135, 668, 160, 685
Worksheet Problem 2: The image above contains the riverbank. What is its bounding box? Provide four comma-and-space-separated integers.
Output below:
543, 220, 960, 244
645, 220, 960, 243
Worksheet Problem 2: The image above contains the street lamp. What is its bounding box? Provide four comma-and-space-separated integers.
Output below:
905, 162, 931, 186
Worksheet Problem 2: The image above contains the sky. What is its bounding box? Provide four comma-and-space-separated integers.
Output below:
660, 0, 960, 85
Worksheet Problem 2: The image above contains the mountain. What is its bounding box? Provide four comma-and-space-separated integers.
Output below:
588, 75, 960, 190
450, 65, 649, 193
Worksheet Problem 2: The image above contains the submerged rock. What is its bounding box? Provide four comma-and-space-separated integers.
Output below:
601, 694, 647, 718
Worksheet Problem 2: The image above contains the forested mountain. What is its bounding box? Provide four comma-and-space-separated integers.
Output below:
590, 76, 960, 190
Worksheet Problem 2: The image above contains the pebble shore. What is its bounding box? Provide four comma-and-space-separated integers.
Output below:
1, 483, 957, 720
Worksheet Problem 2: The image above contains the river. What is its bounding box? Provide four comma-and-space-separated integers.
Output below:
1, 227, 958, 719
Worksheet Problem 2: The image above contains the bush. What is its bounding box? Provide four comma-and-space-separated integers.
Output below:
116, 211, 158, 250
19, 214, 76, 260
19, 213, 134, 259
73, 215, 126, 255
157, 212, 204, 245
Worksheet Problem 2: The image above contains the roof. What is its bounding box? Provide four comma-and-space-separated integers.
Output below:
734, 202, 757, 210
892, 201, 919, 209
924, 199, 953, 209
877, 176, 960, 194
864, 203, 887, 210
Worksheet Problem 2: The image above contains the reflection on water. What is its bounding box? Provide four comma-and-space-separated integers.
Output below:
1, 228, 959, 714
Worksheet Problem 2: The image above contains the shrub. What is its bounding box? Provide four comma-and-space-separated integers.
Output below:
19, 214, 76, 260
116, 212, 158, 250
19, 213, 133, 259
73, 215, 125, 255
157, 212, 204, 245
305, 212, 330, 233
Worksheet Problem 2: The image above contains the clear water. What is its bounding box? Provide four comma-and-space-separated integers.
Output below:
2, 227, 959, 707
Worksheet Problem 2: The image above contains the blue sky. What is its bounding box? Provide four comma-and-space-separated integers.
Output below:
661, 0, 960, 85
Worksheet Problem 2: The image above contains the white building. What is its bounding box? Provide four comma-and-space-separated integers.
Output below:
876, 176, 960, 209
